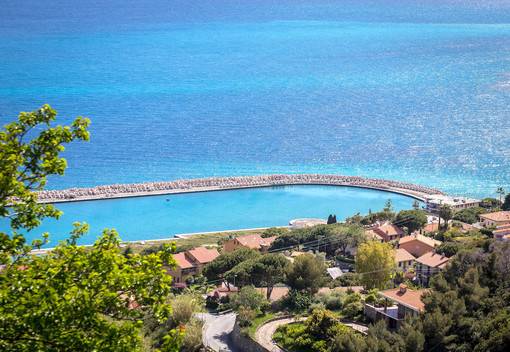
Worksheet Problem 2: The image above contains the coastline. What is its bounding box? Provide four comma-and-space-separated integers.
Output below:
33, 174, 444, 204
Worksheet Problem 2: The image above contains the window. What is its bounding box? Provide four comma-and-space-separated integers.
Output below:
399, 262, 402, 267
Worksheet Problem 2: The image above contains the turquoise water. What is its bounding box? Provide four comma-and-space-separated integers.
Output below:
5, 186, 415, 246
1, 1, 509, 244
0, 0, 509, 199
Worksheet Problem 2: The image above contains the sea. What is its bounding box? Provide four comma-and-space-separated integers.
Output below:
1, 0, 509, 245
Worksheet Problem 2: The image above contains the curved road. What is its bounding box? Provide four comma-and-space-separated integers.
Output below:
199, 312, 239, 352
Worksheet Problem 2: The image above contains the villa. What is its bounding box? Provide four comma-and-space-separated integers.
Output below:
494, 224, 510, 242
398, 233, 441, 258
365, 224, 406, 243
424, 194, 480, 214
394, 248, 415, 272
222, 234, 276, 253
479, 211, 510, 227
364, 284, 427, 330
415, 252, 451, 286
165, 246, 220, 284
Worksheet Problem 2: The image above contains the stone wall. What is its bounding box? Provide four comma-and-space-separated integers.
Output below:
231, 318, 270, 352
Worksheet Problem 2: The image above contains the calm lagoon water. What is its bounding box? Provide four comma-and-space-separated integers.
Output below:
0, 0, 509, 242
3, 186, 415, 246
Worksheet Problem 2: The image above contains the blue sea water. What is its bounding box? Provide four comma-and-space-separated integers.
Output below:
8, 186, 416, 246
1, 0, 510, 244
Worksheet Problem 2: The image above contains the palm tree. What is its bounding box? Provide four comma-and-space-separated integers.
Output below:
497, 187, 505, 204
439, 203, 455, 230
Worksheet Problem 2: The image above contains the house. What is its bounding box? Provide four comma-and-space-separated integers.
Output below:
424, 195, 480, 214
494, 224, 510, 242
222, 235, 276, 253
365, 224, 406, 243
479, 211, 510, 227
364, 284, 427, 330
415, 252, 451, 286
398, 233, 441, 257
421, 222, 441, 234
394, 248, 415, 272
165, 246, 220, 284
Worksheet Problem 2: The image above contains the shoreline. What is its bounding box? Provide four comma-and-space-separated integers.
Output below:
29, 225, 289, 255
33, 174, 444, 204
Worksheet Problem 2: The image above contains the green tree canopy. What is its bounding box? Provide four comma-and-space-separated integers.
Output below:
503, 193, 510, 211
453, 206, 487, 224
202, 248, 261, 289
439, 203, 455, 229
394, 209, 427, 234
355, 241, 396, 290
0, 106, 179, 351
284, 254, 327, 295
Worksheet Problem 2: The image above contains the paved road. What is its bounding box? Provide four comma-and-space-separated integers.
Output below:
198, 312, 239, 352
255, 317, 303, 352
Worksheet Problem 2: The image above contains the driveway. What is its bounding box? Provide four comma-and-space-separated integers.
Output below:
255, 317, 304, 352
198, 312, 239, 352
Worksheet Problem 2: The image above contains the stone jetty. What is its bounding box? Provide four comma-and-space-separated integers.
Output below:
32, 174, 445, 204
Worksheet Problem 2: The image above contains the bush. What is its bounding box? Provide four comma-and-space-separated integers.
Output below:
168, 294, 202, 328
237, 306, 255, 327
230, 285, 266, 311
343, 302, 363, 319
308, 302, 326, 313
205, 297, 218, 310
280, 289, 313, 311
336, 255, 355, 264
330, 273, 360, 287
343, 293, 361, 307
179, 318, 202, 352
365, 294, 377, 305
315, 290, 347, 311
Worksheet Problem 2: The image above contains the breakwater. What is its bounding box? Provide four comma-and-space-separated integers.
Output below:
34, 174, 444, 204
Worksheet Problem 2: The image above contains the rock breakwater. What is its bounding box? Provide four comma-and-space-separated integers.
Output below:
33, 174, 445, 204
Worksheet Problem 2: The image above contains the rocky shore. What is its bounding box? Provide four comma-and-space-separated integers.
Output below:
33, 174, 445, 204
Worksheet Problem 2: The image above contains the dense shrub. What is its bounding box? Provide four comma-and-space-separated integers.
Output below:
230, 285, 266, 311
330, 272, 360, 287
343, 301, 363, 319
279, 289, 313, 311
364, 294, 377, 305
314, 290, 347, 310
237, 306, 255, 327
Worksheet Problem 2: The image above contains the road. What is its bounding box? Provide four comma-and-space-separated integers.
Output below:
198, 312, 239, 352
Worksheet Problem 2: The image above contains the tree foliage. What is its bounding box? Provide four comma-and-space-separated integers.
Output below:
355, 242, 395, 290
0, 106, 179, 351
394, 209, 427, 234
439, 203, 455, 228
202, 248, 260, 289
284, 254, 327, 294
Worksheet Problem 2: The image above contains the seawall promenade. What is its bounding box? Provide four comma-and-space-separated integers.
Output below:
34, 174, 444, 204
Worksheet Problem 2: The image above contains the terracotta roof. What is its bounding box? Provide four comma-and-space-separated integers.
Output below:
395, 248, 415, 262
496, 224, 510, 230
422, 223, 440, 232
367, 224, 405, 240
399, 234, 441, 248
187, 247, 220, 264
365, 229, 384, 241
494, 228, 510, 234
416, 252, 450, 268
378, 287, 427, 312
235, 235, 276, 249
479, 211, 510, 222
173, 252, 195, 269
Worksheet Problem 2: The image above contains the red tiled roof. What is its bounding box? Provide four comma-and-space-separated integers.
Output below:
479, 211, 510, 222
395, 248, 415, 262
367, 224, 405, 240
378, 287, 427, 312
416, 252, 450, 268
399, 234, 441, 248
173, 252, 195, 269
188, 247, 220, 264
365, 229, 384, 241
235, 235, 276, 249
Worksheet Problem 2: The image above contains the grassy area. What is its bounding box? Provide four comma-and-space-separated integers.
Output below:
273, 322, 305, 352
247, 312, 277, 337
121, 228, 268, 254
